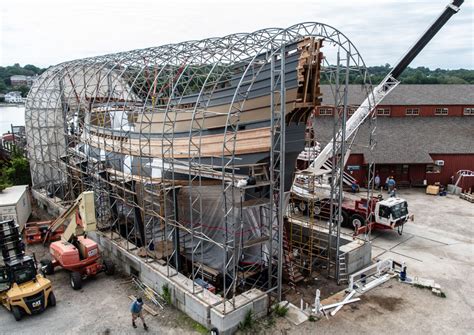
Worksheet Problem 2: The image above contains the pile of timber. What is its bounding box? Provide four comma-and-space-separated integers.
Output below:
460, 189, 473, 203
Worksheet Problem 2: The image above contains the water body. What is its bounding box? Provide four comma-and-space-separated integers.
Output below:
0, 105, 25, 135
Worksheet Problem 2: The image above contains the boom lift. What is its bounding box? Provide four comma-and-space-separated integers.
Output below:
0, 220, 55, 321
41, 191, 115, 290
292, 0, 464, 235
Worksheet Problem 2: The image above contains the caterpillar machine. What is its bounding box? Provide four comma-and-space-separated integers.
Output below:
292, 0, 465, 236
41, 191, 115, 290
0, 219, 55, 321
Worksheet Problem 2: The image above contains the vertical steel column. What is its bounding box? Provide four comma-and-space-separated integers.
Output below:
277, 44, 286, 301
268, 54, 276, 292
327, 51, 340, 277
335, 52, 350, 283
269, 43, 286, 301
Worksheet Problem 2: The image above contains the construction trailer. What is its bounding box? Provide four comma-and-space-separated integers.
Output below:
0, 186, 31, 230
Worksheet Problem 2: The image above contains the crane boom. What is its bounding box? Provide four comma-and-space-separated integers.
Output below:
306, 0, 464, 175
45, 191, 96, 243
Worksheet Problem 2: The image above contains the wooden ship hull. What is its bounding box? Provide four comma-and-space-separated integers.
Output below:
81, 38, 324, 190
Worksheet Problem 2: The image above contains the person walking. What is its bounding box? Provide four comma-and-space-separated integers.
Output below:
388, 176, 396, 193
374, 173, 381, 190
130, 297, 148, 330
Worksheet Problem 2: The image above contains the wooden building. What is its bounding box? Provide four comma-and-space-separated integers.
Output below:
313, 84, 474, 190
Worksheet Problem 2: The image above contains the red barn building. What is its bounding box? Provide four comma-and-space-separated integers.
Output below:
313, 85, 474, 190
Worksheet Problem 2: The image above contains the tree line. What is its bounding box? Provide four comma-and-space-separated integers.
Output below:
0, 63, 472, 98
0, 63, 45, 97
348, 64, 474, 85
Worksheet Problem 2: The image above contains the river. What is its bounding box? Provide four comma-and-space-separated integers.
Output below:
0, 105, 25, 135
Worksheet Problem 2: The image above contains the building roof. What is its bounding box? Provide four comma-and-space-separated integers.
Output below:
0, 185, 28, 206
320, 84, 474, 106
10, 75, 27, 81
312, 116, 474, 164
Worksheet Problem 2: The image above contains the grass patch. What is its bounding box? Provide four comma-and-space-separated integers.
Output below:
176, 313, 208, 334
161, 284, 172, 305
265, 315, 275, 327
238, 309, 255, 332
273, 304, 289, 317
192, 321, 208, 334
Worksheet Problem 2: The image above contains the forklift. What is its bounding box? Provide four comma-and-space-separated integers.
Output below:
0, 220, 56, 321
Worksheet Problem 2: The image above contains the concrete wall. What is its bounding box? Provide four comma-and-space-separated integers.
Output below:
31, 190, 65, 217
340, 240, 372, 274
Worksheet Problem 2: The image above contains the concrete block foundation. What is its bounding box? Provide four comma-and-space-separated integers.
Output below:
91, 231, 268, 334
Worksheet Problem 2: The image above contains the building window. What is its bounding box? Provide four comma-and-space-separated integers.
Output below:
319, 107, 333, 116
464, 108, 473, 116
377, 108, 391, 116
406, 108, 419, 116
426, 164, 441, 173
348, 107, 357, 116
435, 107, 448, 115
402, 164, 409, 175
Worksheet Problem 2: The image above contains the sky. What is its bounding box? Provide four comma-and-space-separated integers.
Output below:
0, 0, 472, 69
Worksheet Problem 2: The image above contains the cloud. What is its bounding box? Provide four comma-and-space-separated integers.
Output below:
0, 0, 472, 69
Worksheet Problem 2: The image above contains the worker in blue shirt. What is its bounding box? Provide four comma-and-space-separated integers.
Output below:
387, 176, 396, 192
130, 297, 148, 330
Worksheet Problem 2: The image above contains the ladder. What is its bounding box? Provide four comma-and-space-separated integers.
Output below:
282, 226, 304, 288
249, 164, 269, 182
338, 253, 348, 284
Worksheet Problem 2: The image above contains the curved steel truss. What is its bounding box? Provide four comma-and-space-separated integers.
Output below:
25, 22, 372, 308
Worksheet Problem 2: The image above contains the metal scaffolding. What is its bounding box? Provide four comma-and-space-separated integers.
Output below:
25, 22, 371, 308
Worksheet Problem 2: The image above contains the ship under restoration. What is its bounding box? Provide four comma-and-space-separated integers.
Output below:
79, 37, 324, 190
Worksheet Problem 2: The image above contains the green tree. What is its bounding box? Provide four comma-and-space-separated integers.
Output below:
0, 147, 31, 190
17, 85, 30, 97
0, 173, 12, 192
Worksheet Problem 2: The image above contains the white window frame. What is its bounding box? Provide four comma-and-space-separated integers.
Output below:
319, 107, 333, 116
406, 108, 419, 116
435, 107, 448, 116
464, 107, 473, 116
426, 164, 441, 173
377, 108, 391, 116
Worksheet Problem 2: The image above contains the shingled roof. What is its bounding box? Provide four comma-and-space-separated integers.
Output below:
320, 84, 474, 106
312, 116, 474, 164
